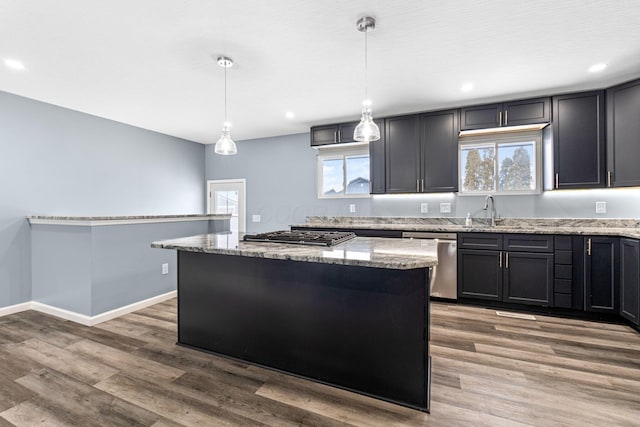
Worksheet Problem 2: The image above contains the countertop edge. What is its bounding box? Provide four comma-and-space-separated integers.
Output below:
28, 214, 232, 226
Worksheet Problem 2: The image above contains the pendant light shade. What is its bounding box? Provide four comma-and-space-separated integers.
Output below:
353, 16, 380, 142
214, 56, 237, 155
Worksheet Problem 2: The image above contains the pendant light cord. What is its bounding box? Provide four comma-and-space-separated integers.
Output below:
224, 63, 228, 123
364, 28, 368, 102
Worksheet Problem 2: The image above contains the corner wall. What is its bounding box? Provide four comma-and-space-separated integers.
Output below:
0, 91, 206, 309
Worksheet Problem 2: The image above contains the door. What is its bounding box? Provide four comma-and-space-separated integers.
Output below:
460, 104, 502, 130
420, 110, 459, 192
458, 249, 503, 301
503, 252, 553, 306
207, 179, 246, 232
607, 79, 640, 187
620, 238, 640, 325
503, 97, 550, 126
385, 115, 420, 193
584, 237, 618, 313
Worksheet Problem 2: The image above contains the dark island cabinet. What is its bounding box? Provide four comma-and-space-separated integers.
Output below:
420, 109, 459, 192
620, 238, 640, 326
460, 97, 550, 130
552, 91, 605, 189
584, 237, 619, 313
458, 233, 553, 306
607, 79, 640, 188
385, 115, 421, 193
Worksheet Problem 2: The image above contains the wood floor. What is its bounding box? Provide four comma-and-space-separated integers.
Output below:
1, 300, 639, 426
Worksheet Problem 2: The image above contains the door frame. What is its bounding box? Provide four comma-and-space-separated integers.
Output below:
207, 179, 246, 232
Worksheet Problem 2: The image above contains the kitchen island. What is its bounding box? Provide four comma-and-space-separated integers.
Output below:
152, 233, 437, 412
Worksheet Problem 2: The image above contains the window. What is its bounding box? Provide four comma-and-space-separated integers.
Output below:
317, 145, 370, 198
459, 131, 542, 195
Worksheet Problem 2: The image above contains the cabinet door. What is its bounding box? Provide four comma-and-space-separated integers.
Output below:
420, 110, 459, 192
458, 249, 503, 301
584, 237, 619, 313
552, 91, 605, 189
310, 125, 338, 146
337, 122, 357, 143
503, 97, 551, 126
385, 115, 420, 193
460, 104, 502, 130
503, 252, 553, 306
369, 120, 386, 194
607, 79, 640, 187
620, 238, 640, 325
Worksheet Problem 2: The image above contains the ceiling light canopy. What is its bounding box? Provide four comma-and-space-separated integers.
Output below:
4, 58, 25, 70
214, 56, 237, 156
353, 16, 381, 143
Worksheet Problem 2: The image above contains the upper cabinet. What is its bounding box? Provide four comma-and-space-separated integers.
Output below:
369, 120, 386, 194
310, 122, 358, 146
552, 91, 606, 189
460, 97, 551, 131
420, 110, 459, 192
384, 115, 421, 193
607, 78, 640, 188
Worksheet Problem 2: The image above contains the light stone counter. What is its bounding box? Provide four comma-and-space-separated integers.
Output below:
295, 216, 640, 240
152, 232, 438, 270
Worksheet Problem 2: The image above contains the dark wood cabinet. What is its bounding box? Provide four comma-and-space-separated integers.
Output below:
458, 233, 553, 306
620, 238, 640, 326
369, 120, 386, 194
420, 110, 459, 192
584, 237, 619, 313
385, 115, 421, 193
607, 79, 640, 188
310, 122, 361, 146
552, 91, 605, 189
460, 97, 550, 131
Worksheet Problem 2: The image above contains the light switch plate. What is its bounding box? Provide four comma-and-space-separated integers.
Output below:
252, 214, 261, 222
420, 203, 429, 213
595, 201, 606, 214
161, 263, 169, 275
440, 203, 452, 213
349, 204, 356, 213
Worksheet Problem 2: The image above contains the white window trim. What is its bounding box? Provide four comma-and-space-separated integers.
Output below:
316, 144, 372, 199
458, 130, 543, 196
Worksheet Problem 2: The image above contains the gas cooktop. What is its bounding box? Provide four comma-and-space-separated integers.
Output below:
243, 230, 356, 246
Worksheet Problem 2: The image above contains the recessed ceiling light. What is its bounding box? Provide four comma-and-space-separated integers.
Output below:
588, 63, 607, 73
285, 111, 295, 119
4, 58, 25, 70
460, 82, 473, 92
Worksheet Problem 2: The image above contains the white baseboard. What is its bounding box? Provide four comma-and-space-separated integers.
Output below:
3, 291, 177, 326
0, 302, 32, 317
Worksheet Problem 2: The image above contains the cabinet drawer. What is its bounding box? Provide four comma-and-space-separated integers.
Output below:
554, 279, 572, 294
554, 293, 572, 308
555, 236, 572, 250
504, 234, 554, 253
555, 250, 572, 265
458, 233, 502, 250
555, 264, 572, 280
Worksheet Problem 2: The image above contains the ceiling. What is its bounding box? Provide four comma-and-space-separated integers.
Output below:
2, 0, 640, 144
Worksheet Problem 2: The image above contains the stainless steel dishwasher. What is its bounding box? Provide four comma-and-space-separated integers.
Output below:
402, 232, 457, 300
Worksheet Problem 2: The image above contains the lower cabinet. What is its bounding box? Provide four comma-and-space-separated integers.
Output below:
458, 233, 553, 307
584, 236, 619, 313
620, 238, 640, 326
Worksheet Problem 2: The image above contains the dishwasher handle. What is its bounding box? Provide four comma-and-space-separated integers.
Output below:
402, 231, 457, 240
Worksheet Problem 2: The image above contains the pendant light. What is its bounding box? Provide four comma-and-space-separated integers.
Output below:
353, 16, 381, 142
215, 56, 237, 155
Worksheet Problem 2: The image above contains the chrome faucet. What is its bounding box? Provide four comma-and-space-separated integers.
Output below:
483, 195, 497, 227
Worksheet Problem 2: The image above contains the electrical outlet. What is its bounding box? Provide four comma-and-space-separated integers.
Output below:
595, 201, 606, 214
349, 204, 356, 213
252, 214, 261, 222
161, 263, 169, 275
440, 203, 452, 213
420, 203, 429, 213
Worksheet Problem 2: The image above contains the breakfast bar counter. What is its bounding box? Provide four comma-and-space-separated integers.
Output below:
152, 232, 436, 412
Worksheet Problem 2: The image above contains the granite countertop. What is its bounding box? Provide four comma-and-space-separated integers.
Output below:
28, 214, 232, 226
295, 217, 640, 239
151, 233, 438, 270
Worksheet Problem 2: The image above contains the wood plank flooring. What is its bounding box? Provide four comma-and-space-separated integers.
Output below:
1, 299, 639, 426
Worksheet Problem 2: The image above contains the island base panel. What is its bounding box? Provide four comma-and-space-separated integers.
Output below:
177, 251, 430, 411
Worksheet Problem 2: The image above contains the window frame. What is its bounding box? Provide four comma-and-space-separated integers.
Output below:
458, 131, 542, 196
316, 144, 372, 199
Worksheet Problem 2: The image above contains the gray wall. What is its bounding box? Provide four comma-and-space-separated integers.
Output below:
0, 91, 205, 309
206, 133, 640, 233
